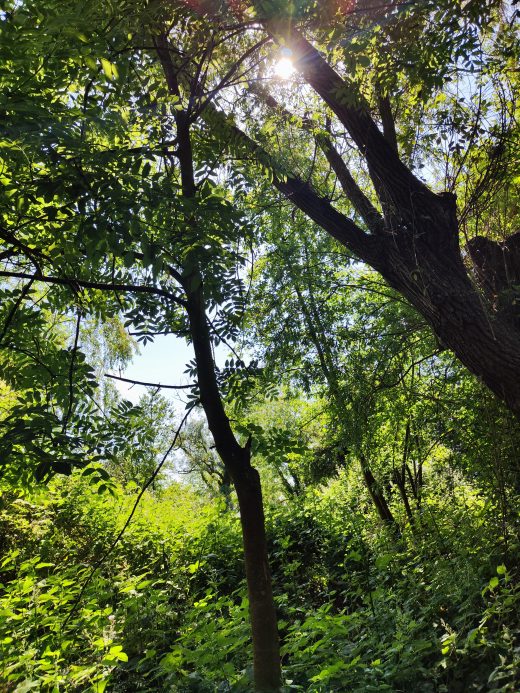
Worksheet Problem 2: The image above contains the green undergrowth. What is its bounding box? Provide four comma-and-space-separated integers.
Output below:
0, 471, 518, 692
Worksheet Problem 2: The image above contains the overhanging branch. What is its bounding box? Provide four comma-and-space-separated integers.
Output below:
263, 21, 436, 212
316, 134, 385, 234
248, 84, 384, 234
201, 104, 383, 268
0, 270, 187, 307
105, 373, 195, 390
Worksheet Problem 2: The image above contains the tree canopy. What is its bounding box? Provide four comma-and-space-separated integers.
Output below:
1, 1, 520, 691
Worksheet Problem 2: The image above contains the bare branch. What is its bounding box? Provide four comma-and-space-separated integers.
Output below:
0, 270, 187, 307
105, 373, 195, 390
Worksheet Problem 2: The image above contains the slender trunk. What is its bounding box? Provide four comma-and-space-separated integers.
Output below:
234, 461, 281, 692
155, 36, 281, 689
394, 423, 415, 527
184, 285, 281, 691
360, 456, 397, 526
393, 469, 415, 527
406, 462, 422, 509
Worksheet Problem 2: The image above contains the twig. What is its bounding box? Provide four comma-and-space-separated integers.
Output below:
105, 373, 195, 390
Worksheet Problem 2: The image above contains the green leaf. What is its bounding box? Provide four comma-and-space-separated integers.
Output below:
108, 645, 128, 662
488, 576, 499, 590
100, 58, 118, 81
375, 554, 392, 570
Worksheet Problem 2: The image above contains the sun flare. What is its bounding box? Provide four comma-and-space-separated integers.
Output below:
274, 56, 295, 79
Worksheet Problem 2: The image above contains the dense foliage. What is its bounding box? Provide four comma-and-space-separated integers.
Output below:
1, 0, 520, 690
1, 463, 518, 691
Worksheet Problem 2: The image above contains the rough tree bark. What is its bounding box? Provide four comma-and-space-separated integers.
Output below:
259, 21, 520, 419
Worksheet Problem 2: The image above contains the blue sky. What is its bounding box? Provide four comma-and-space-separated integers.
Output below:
112, 334, 228, 406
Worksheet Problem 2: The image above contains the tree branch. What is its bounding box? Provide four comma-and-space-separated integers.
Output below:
0, 271, 187, 306
105, 373, 195, 390
133, 250, 184, 284
0, 225, 48, 270
263, 21, 436, 213
201, 105, 384, 268
316, 134, 385, 234
0, 275, 36, 347
249, 84, 384, 234
275, 176, 383, 268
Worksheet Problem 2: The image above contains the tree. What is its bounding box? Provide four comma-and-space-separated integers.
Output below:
2, 1, 519, 689
245, 211, 449, 527
109, 391, 178, 489
178, 417, 233, 500
163, 0, 520, 417
1, 2, 281, 688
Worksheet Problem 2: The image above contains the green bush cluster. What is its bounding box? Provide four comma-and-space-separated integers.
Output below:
1, 468, 518, 692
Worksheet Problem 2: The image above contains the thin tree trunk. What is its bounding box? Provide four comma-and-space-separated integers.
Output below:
234, 461, 281, 692
393, 469, 415, 527
184, 283, 281, 691
361, 456, 397, 526
394, 422, 415, 527
155, 35, 281, 690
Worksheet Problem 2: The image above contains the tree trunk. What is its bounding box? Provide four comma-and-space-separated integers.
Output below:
181, 16, 520, 419
360, 456, 397, 526
378, 208, 520, 418
233, 460, 281, 692
184, 282, 282, 692
155, 35, 282, 688
392, 469, 415, 527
